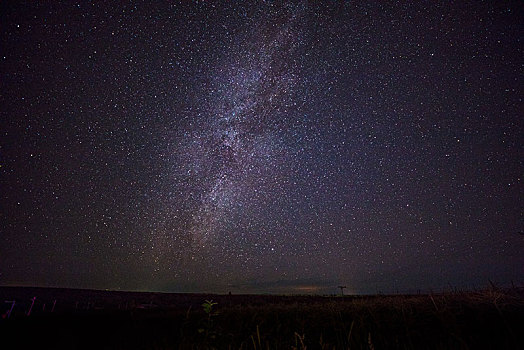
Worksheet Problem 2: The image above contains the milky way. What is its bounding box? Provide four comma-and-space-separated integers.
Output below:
1, 1, 522, 294
174, 4, 304, 247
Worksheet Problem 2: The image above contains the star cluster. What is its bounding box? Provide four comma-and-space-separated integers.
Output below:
1, 1, 522, 294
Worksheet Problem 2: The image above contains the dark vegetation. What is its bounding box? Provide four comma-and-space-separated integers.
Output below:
1, 286, 523, 349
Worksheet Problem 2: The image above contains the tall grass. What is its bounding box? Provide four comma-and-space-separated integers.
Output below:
1, 287, 523, 349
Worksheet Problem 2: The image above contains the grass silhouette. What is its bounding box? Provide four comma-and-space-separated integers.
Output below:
0, 286, 523, 349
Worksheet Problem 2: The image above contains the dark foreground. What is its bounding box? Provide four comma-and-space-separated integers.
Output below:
1, 287, 523, 349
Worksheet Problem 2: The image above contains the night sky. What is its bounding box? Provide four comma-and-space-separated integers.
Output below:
1, 1, 522, 294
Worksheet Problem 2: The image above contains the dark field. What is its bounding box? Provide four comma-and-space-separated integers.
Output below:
1, 287, 523, 349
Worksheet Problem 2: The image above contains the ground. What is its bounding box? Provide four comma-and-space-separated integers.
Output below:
1, 287, 523, 349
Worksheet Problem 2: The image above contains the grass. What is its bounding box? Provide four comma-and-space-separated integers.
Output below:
0, 287, 523, 349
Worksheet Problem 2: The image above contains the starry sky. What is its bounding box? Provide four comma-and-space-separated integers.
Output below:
1, 1, 523, 295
